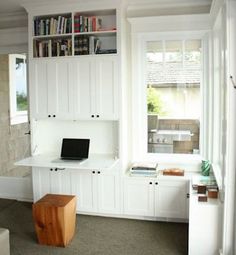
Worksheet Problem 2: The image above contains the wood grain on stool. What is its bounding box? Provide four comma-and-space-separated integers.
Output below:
32, 194, 76, 247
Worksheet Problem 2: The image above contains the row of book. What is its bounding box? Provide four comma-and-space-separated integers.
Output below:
74, 15, 102, 33
129, 162, 158, 177
74, 36, 101, 55
34, 16, 72, 36
34, 39, 72, 57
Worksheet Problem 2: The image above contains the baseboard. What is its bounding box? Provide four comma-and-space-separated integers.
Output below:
0, 176, 33, 201
77, 210, 188, 223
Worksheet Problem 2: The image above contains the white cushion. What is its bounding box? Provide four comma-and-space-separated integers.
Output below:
0, 228, 10, 255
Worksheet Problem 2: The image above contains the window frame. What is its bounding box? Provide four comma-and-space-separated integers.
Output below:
131, 31, 210, 163
9, 54, 28, 125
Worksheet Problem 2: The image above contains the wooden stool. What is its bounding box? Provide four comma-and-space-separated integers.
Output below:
32, 194, 76, 247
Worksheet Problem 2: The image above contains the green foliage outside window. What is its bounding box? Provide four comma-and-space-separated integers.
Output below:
17, 92, 27, 111
147, 86, 165, 115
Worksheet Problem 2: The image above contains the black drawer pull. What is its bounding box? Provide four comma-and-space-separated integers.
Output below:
53, 115, 56, 118
155, 182, 158, 185
92, 171, 95, 174
48, 115, 51, 118
149, 182, 152, 185
98, 171, 101, 174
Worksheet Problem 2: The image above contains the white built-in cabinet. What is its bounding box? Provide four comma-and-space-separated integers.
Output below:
29, 59, 73, 120
188, 184, 222, 255
30, 56, 118, 121
32, 167, 120, 214
123, 178, 188, 219
72, 56, 119, 120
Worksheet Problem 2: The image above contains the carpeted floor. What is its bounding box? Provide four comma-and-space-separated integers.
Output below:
0, 199, 188, 255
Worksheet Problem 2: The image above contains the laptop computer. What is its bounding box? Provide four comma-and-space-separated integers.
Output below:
60, 138, 90, 161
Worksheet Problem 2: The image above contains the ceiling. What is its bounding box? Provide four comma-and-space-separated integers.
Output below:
0, 0, 213, 29
0, 0, 213, 14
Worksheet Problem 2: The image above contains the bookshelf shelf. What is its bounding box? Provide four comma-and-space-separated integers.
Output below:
33, 33, 73, 39
32, 9, 117, 58
74, 30, 116, 36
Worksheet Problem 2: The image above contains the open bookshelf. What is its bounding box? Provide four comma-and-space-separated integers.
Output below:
32, 9, 117, 58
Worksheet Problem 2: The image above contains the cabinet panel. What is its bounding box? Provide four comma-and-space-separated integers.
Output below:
72, 59, 94, 119
97, 172, 120, 214
30, 61, 48, 119
32, 167, 71, 202
49, 60, 73, 119
30, 60, 73, 119
71, 171, 97, 212
188, 187, 222, 255
96, 57, 118, 120
123, 178, 154, 216
155, 180, 187, 219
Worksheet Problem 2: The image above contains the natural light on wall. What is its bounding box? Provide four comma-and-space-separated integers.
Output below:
146, 40, 201, 154
9, 54, 28, 125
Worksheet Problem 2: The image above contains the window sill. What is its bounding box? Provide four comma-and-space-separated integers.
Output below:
11, 114, 28, 125
211, 163, 223, 191
141, 153, 202, 172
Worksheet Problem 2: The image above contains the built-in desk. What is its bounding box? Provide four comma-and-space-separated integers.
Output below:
16, 154, 121, 214
16, 153, 119, 171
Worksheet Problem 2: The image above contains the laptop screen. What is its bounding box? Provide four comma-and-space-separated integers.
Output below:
60, 138, 90, 160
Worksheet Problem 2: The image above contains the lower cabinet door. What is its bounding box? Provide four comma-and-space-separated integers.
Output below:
155, 180, 188, 219
32, 167, 71, 202
123, 178, 154, 217
71, 170, 97, 213
97, 172, 120, 214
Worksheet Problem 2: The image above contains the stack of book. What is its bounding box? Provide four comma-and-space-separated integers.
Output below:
74, 36, 101, 55
74, 15, 102, 33
34, 38, 72, 57
34, 16, 72, 36
129, 162, 158, 177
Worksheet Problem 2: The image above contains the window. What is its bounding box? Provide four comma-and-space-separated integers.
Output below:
9, 54, 28, 125
146, 39, 202, 154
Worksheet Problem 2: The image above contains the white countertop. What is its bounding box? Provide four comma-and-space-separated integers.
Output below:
157, 130, 192, 135
15, 153, 119, 170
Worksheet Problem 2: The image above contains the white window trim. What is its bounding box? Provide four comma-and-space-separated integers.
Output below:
9, 54, 28, 125
131, 30, 210, 163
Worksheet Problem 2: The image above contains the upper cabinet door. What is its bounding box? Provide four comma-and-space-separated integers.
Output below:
47, 60, 74, 119
30, 59, 73, 120
30, 60, 48, 119
72, 58, 95, 120
95, 56, 119, 120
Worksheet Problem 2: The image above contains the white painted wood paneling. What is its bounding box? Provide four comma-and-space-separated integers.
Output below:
123, 178, 154, 216
155, 180, 187, 219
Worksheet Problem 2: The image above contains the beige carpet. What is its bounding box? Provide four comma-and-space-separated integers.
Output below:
0, 199, 188, 255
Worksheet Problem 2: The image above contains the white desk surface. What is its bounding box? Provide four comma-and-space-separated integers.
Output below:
15, 154, 119, 170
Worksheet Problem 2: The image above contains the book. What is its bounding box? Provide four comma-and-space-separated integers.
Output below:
131, 162, 158, 171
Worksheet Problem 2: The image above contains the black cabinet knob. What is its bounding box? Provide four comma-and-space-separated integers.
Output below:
91, 115, 94, 118
48, 115, 51, 118
53, 115, 56, 118
92, 171, 95, 174
155, 182, 158, 185
98, 171, 101, 174
149, 182, 152, 185
55, 168, 58, 171
50, 168, 53, 171
96, 115, 99, 118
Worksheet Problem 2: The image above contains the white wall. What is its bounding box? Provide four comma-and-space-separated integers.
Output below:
0, 27, 28, 54
31, 119, 119, 156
